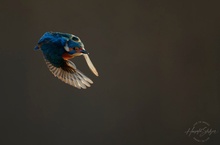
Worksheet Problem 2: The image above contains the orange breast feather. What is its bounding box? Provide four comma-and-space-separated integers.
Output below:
62, 53, 74, 60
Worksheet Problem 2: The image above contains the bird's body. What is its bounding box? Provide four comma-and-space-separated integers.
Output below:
34, 32, 98, 89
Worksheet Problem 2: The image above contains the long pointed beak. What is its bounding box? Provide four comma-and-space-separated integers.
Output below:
80, 49, 89, 54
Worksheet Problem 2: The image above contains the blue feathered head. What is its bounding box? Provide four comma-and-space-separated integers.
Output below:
34, 32, 87, 55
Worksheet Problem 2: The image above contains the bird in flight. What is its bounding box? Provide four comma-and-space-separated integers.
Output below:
34, 32, 98, 89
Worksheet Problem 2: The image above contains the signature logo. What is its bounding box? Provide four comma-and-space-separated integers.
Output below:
185, 121, 218, 142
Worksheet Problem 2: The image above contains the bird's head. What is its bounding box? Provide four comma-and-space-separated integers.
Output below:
34, 32, 88, 56
62, 33, 88, 56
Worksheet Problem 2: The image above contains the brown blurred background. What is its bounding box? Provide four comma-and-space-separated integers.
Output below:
0, 0, 220, 145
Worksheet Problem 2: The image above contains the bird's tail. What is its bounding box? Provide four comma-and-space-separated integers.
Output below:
45, 59, 93, 89
34, 45, 40, 50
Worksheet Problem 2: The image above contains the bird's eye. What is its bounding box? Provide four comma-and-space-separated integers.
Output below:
72, 36, 79, 41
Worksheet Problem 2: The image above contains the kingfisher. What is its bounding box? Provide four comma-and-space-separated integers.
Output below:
34, 32, 99, 89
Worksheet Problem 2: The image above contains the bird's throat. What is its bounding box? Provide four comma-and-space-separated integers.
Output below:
62, 53, 75, 60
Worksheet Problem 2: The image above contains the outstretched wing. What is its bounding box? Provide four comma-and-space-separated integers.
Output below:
45, 59, 93, 89
83, 54, 99, 76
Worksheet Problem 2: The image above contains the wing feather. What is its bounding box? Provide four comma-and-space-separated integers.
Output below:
45, 59, 93, 89
83, 54, 99, 76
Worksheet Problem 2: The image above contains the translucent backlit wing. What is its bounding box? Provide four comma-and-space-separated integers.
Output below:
45, 59, 93, 89
83, 54, 99, 76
